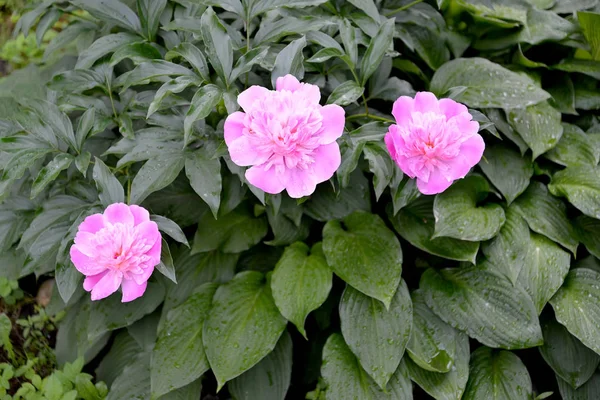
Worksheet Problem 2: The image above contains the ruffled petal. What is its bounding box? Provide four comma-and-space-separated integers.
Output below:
72, 231, 97, 257
296, 84, 321, 104
129, 205, 150, 227
238, 85, 270, 112
444, 134, 485, 180
439, 98, 468, 120
146, 236, 161, 266
90, 270, 123, 301
224, 111, 247, 144
413, 91, 440, 113
276, 74, 301, 92
104, 203, 134, 226
132, 264, 155, 285
121, 279, 148, 303
228, 136, 269, 167
70, 246, 106, 275
245, 165, 286, 194
78, 214, 106, 234
385, 128, 398, 161
135, 221, 161, 249
416, 169, 453, 195
309, 142, 341, 184
318, 104, 345, 144
284, 168, 317, 198
392, 96, 415, 126
83, 271, 107, 291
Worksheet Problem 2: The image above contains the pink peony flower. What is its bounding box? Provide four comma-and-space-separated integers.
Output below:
224, 74, 345, 198
385, 92, 484, 195
69, 203, 161, 302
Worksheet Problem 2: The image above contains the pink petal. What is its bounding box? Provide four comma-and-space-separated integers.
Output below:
454, 115, 480, 137
73, 231, 97, 257
416, 170, 453, 195
385, 128, 398, 161
318, 104, 345, 144
70, 246, 106, 275
310, 142, 341, 183
83, 271, 107, 291
238, 85, 270, 112
245, 165, 286, 194
296, 84, 321, 104
445, 134, 485, 180
439, 98, 468, 120
284, 168, 317, 198
132, 265, 155, 285
413, 91, 440, 113
228, 135, 269, 167
276, 74, 301, 92
129, 205, 150, 226
392, 96, 415, 126
78, 214, 106, 234
146, 235, 161, 266
224, 112, 246, 144
90, 270, 123, 301
104, 203, 134, 226
136, 221, 161, 248
121, 279, 148, 302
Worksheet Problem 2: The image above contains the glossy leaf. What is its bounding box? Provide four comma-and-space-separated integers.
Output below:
507, 101, 563, 159
479, 143, 533, 204
271, 36, 307, 88
549, 165, 600, 219
92, 158, 125, 207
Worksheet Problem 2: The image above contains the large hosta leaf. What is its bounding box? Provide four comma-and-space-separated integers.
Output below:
321, 333, 413, 399
478, 143, 533, 204
517, 233, 570, 314
203, 271, 287, 389
557, 370, 600, 400
507, 101, 563, 159
462, 347, 532, 400
407, 290, 457, 373
545, 124, 599, 167
322, 211, 403, 308
433, 176, 506, 241
388, 198, 479, 263
549, 165, 600, 219
539, 318, 600, 389
430, 57, 550, 109
550, 268, 600, 356
513, 181, 578, 254
405, 332, 470, 400
575, 216, 600, 259
481, 207, 530, 284
339, 281, 412, 388
271, 242, 332, 338
421, 266, 543, 349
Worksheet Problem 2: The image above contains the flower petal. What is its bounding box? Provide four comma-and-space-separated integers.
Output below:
83, 271, 107, 291
227, 136, 269, 167
238, 85, 270, 112
132, 265, 155, 285
310, 142, 341, 184
70, 246, 106, 275
245, 165, 286, 194
385, 126, 399, 161
136, 221, 161, 249
121, 279, 148, 303
276, 74, 301, 92
416, 170, 453, 195
392, 96, 415, 126
78, 214, 106, 234
90, 270, 123, 301
129, 205, 150, 226
296, 83, 321, 104
318, 104, 345, 144
104, 203, 134, 226
444, 134, 485, 180
439, 98, 468, 120
224, 111, 247, 144
413, 91, 440, 113
284, 168, 317, 198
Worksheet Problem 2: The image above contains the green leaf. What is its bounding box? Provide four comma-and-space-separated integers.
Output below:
405, 332, 470, 400
55, 263, 82, 305
359, 19, 395, 85
200, 8, 233, 85
249, 0, 328, 18
92, 157, 125, 207
407, 290, 457, 373
130, 153, 185, 205
184, 85, 223, 146
109, 42, 162, 66
87, 282, 165, 342
347, 0, 380, 21
322, 211, 403, 308
388, 198, 480, 263
230, 47, 269, 83
271, 242, 332, 338
31, 153, 74, 199
363, 141, 394, 200
578, 12, 600, 60
481, 206, 530, 285
462, 347, 532, 400
156, 239, 177, 283
151, 283, 217, 398
159, 380, 203, 400
117, 60, 196, 91
192, 206, 268, 254
513, 182, 578, 254
575, 216, 600, 259
106, 353, 151, 400
421, 266, 543, 349
321, 333, 413, 399
479, 142, 533, 204
553, 59, 600, 80
307, 47, 345, 63
545, 124, 599, 167
271, 36, 307, 88
339, 281, 412, 388
517, 233, 570, 314
165, 43, 210, 82
430, 58, 550, 109
203, 271, 287, 389
148, 77, 200, 119
339, 18, 358, 67
326, 80, 365, 106
137, 0, 167, 41
507, 101, 564, 159
557, 370, 600, 400
20, 99, 77, 151
228, 331, 293, 400
76, 108, 96, 151
72, 0, 142, 34
549, 165, 600, 219
433, 176, 506, 241
539, 317, 600, 389
151, 215, 188, 247
550, 268, 600, 356
76, 33, 141, 69
547, 74, 577, 115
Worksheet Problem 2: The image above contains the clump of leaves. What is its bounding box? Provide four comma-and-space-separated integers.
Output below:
1, 0, 600, 399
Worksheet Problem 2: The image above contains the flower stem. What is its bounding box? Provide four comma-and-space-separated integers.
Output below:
346, 114, 395, 124
384, 0, 424, 16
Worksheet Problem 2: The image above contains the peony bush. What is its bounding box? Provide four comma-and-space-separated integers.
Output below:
1, 0, 600, 399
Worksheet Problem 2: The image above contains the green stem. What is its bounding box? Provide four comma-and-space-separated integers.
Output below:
107, 88, 118, 120
346, 113, 395, 124
126, 168, 132, 204
384, 0, 424, 16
